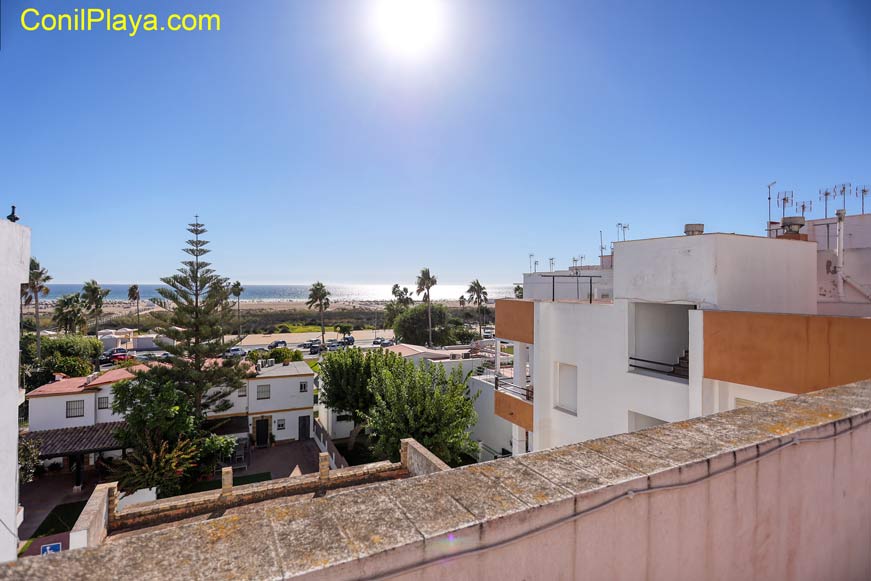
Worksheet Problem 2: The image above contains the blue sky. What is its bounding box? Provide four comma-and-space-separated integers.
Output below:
2, 0, 869, 285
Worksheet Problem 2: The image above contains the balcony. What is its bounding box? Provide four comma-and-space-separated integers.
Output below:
493, 376, 534, 432
495, 299, 534, 344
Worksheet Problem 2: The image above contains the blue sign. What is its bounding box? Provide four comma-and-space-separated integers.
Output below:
40, 543, 62, 556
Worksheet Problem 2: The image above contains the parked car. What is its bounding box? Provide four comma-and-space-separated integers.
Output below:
342, 336, 355, 346
299, 340, 313, 349
380, 340, 395, 347
223, 347, 247, 358
327, 343, 340, 352
111, 351, 135, 362
309, 345, 323, 355
267, 340, 287, 350
100, 347, 128, 365
372, 337, 383, 345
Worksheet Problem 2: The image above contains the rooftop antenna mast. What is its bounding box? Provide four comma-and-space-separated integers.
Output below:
571, 256, 578, 269
797, 200, 813, 217
834, 183, 851, 212
857, 185, 870, 215
599, 230, 605, 260
622, 224, 630, 241
777, 191, 794, 219
548, 257, 555, 272
528, 253, 534, 273
767, 180, 777, 226
578, 254, 585, 267
533, 259, 539, 273
820, 187, 834, 218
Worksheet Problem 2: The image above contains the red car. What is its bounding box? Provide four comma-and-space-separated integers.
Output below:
110, 352, 135, 362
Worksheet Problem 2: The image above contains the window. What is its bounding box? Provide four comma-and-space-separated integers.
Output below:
257, 384, 271, 400
277, 419, 285, 430
97, 396, 109, 410
555, 363, 578, 415
238, 384, 247, 398
313, 393, 319, 405
299, 381, 308, 393
66, 400, 85, 418
337, 414, 353, 422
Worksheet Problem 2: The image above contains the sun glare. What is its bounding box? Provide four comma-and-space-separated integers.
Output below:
368, 0, 449, 65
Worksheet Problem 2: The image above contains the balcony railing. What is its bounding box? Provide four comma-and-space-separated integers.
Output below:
494, 376, 534, 402
628, 354, 689, 380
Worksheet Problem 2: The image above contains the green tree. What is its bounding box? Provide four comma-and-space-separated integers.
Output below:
23, 258, 52, 361
267, 347, 302, 363
82, 280, 110, 335
306, 282, 331, 346
514, 284, 523, 299
52, 293, 89, 335
392, 284, 414, 307
230, 281, 244, 336
466, 279, 489, 338
128, 284, 141, 328
366, 358, 478, 465
19, 439, 42, 484
114, 434, 200, 496
393, 303, 451, 346
145, 219, 246, 418
319, 347, 403, 450
415, 268, 437, 347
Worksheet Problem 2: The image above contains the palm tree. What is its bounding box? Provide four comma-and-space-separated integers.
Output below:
466, 279, 489, 338
458, 295, 466, 309
306, 282, 331, 346
230, 281, 244, 336
128, 284, 141, 328
415, 268, 437, 347
82, 280, 110, 335
54, 294, 88, 335
23, 258, 52, 361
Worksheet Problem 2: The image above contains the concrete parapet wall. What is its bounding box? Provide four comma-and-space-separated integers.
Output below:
401, 438, 450, 476
69, 483, 112, 550
9, 384, 871, 580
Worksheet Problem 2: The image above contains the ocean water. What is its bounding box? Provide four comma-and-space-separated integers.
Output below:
42, 283, 516, 303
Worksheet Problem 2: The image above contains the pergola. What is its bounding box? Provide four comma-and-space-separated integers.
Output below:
22, 422, 126, 488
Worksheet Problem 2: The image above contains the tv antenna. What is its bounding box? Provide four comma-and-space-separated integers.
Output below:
616, 222, 629, 241
599, 230, 605, 259
796, 200, 813, 217
834, 183, 851, 212
528, 253, 534, 273
571, 256, 578, 269
820, 188, 834, 218
533, 259, 539, 273
777, 191, 794, 219
856, 185, 870, 215
548, 257, 555, 272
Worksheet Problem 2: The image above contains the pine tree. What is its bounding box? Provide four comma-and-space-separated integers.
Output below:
147, 219, 245, 418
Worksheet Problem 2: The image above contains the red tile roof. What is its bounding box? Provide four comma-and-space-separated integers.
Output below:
27, 365, 150, 398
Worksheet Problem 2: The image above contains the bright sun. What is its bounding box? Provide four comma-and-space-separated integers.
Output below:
368, 0, 449, 65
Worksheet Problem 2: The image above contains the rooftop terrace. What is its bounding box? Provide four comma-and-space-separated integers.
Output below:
5, 382, 871, 580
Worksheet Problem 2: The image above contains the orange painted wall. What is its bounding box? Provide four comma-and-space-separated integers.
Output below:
703, 311, 871, 394
495, 299, 535, 344
494, 390, 534, 432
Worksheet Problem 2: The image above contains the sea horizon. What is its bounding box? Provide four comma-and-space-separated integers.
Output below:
40, 283, 517, 303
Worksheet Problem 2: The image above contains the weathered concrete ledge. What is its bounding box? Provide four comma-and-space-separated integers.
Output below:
5, 382, 871, 580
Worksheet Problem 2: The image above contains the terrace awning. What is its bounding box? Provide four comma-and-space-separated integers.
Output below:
22, 422, 126, 459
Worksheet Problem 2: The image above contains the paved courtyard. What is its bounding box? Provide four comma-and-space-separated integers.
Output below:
240, 439, 320, 478
18, 471, 97, 541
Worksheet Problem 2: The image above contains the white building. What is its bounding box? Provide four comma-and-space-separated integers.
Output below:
205, 360, 315, 446
523, 255, 614, 302
493, 224, 871, 454
27, 361, 316, 448
0, 218, 30, 563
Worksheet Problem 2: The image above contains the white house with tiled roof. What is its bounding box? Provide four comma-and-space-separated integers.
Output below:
28, 360, 316, 449
27, 366, 143, 432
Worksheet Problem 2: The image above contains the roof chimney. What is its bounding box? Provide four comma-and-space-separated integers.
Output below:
684, 223, 704, 236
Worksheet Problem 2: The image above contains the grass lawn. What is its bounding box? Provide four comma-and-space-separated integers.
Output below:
31, 500, 88, 538
306, 359, 320, 373
178, 472, 272, 495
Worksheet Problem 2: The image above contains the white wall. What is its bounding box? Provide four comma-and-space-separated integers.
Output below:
0, 220, 29, 562
94, 386, 122, 424
28, 393, 96, 432
630, 303, 692, 365
532, 300, 691, 450
614, 234, 817, 314
317, 404, 354, 439
467, 377, 513, 460
247, 375, 312, 417
523, 268, 614, 301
